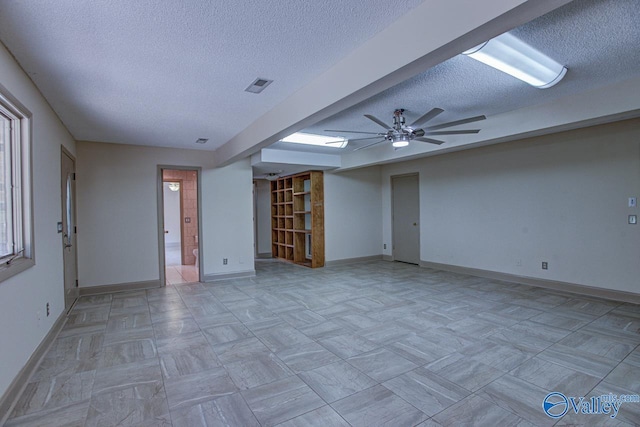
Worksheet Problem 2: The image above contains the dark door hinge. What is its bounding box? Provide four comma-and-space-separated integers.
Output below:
75, 279, 79, 287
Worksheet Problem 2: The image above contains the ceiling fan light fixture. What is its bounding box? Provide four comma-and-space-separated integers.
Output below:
392, 135, 410, 148
281, 132, 348, 148
463, 32, 567, 89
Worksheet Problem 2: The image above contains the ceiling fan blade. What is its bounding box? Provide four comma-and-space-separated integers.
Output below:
410, 108, 444, 127
426, 115, 486, 130
424, 129, 481, 136
415, 137, 445, 145
324, 129, 381, 135
337, 136, 385, 143
353, 139, 386, 151
364, 114, 392, 130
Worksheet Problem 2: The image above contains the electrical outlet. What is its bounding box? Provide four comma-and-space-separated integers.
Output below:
516, 259, 522, 267
542, 262, 548, 270
383, 244, 387, 250
46, 302, 50, 317
223, 258, 228, 265
629, 197, 637, 208
629, 215, 637, 225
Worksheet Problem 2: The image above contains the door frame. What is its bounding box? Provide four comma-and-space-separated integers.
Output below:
157, 165, 203, 286
391, 172, 420, 264
253, 180, 258, 258
61, 146, 79, 311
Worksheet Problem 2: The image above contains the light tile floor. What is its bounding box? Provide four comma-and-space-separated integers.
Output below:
5, 260, 640, 426
165, 247, 198, 285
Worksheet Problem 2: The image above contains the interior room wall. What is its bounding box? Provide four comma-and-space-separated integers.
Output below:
76, 141, 255, 287
254, 179, 272, 257
162, 182, 181, 246
0, 43, 77, 400
324, 166, 383, 262
381, 118, 640, 294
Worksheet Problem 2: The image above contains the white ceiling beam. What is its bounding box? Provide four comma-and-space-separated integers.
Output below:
214, 0, 572, 167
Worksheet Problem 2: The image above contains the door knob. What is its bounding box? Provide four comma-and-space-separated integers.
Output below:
164, 230, 169, 234
413, 222, 417, 226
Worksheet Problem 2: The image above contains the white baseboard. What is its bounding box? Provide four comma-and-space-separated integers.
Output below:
382, 255, 394, 261
256, 253, 272, 259
0, 310, 67, 425
325, 255, 383, 266
78, 279, 162, 296
420, 260, 640, 304
202, 269, 256, 282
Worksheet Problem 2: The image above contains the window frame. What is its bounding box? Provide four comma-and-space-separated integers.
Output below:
0, 83, 34, 283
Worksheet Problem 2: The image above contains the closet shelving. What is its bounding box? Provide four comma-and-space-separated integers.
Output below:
271, 171, 324, 268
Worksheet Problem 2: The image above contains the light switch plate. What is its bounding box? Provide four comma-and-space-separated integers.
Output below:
57, 222, 63, 233
630, 197, 637, 208
629, 215, 637, 225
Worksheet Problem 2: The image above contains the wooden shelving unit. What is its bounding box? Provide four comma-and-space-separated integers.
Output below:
271, 171, 324, 268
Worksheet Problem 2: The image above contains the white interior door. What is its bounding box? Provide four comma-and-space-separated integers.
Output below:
61, 149, 78, 310
392, 174, 420, 264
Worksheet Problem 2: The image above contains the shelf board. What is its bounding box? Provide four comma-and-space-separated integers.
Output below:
294, 229, 312, 234
294, 211, 311, 214
293, 191, 311, 196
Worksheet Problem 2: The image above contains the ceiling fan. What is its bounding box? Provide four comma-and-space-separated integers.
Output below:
325, 108, 486, 151
255, 170, 284, 181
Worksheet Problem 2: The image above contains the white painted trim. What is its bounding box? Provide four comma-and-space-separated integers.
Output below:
325, 255, 383, 266
202, 270, 256, 282
420, 260, 640, 304
0, 310, 67, 425
78, 280, 161, 296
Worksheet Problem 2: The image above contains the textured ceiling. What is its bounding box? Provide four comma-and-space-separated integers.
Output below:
282, 0, 640, 153
0, 0, 423, 149
1, 0, 638, 169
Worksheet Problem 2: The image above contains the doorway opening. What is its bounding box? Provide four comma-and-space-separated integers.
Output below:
161, 168, 201, 284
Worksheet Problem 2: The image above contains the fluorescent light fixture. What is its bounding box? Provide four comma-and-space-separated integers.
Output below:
392, 135, 410, 148
281, 132, 348, 148
463, 32, 567, 89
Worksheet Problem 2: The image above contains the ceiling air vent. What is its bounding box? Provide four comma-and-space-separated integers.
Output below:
245, 78, 273, 94
195, 138, 208, 144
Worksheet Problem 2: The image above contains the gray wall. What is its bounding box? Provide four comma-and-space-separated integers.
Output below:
255, 180, 272, 256
0, 43, 77, 398
325, 167, 382, 262
76, 141, 255, 286
382, 118, 640, 293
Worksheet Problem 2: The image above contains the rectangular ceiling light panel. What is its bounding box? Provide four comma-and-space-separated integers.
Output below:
463, 32, 567, 89
281, 132, 348, 148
